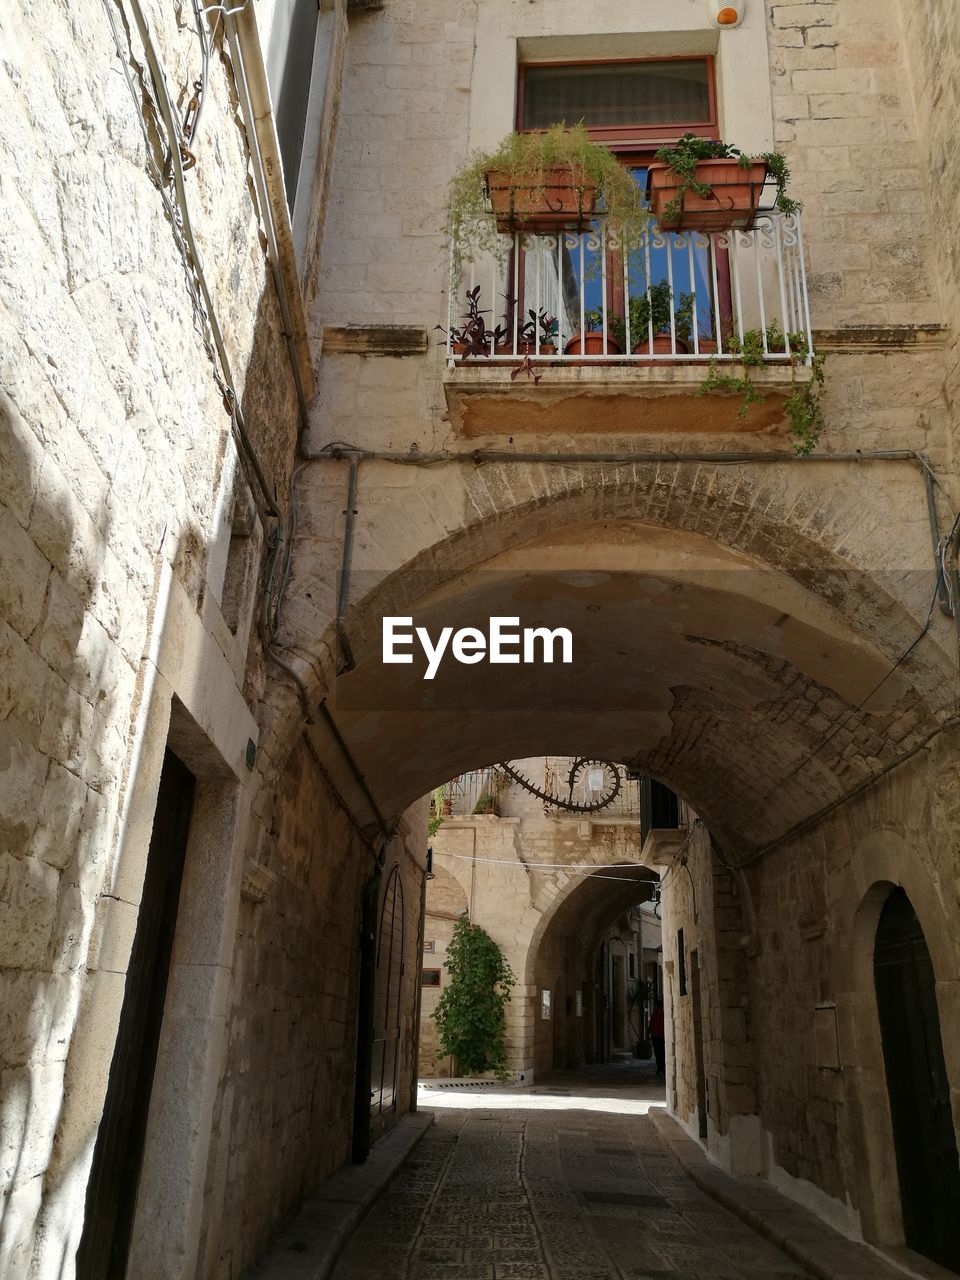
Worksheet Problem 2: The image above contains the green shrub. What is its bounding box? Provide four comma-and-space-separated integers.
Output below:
433, 917, 514, 1078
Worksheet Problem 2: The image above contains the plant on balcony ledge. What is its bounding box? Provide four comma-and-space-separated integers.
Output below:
435, 285, 508, 357
564, 307, 623, 356
609, 282, 696, 355
696, 324, 826, 456
647, 133, 801, 232
447, 123, 650, 287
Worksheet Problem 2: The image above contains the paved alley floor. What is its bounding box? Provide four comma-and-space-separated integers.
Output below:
330, 1063, 808, 1280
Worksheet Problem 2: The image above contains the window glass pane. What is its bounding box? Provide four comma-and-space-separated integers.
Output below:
522, 61, 710, 130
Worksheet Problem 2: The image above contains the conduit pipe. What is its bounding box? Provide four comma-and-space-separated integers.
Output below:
219, 1, 313, 428
305, 445, 954, 614
127, 0, 282, 520
336, 458, 358, 672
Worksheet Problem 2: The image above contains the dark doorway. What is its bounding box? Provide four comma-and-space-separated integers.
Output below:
370, 863, 405, 1133
874, 888, 960, 1271
76, 749, 195, 1280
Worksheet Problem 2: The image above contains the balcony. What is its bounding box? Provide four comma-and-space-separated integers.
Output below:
442, 214, 814, 438
433, 765, 642, 824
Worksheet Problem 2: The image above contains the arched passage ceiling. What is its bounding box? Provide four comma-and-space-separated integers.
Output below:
308, 519, 953, 859
524, 866, 658, 988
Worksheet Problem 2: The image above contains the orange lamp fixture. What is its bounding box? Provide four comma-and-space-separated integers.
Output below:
708, 0, 745, 27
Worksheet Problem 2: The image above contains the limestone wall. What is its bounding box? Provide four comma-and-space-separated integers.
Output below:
896, 0, 960, 462
662, 727, 960, 1247
0, 0, 308, 1271
744, 728, 960, 1244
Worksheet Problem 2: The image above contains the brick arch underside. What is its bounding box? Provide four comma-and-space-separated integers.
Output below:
276, 462, 951, 855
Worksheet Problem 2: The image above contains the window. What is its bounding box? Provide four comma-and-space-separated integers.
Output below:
678, 929, 687, 997
520, 59, 716, 144
421, 969, 441, 987
515, 58, 725, 347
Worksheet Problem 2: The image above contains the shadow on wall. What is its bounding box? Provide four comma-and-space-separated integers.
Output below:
0, 387, 227, 1276
0, 384, 123, 1272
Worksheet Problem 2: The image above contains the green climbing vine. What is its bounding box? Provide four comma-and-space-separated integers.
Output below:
433, 917, 515, 1078
696, 323, 826, 456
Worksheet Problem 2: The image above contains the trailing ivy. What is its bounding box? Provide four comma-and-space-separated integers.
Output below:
446, 123, 649, 290
696, 324, 826, 456
432, 916, 515, 1078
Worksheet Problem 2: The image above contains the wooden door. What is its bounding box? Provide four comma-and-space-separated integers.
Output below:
76, 750, 195, 1279
874, 888, 960, 1271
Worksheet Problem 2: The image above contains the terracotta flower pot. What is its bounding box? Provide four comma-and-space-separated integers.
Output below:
451, 341, 511, 358
486, 166, 597, 234
564, 331, 622, 356
633, 332, 691, 366
516, 340, 557, 356
646, 158, 768, 232
632, 332, 689, 356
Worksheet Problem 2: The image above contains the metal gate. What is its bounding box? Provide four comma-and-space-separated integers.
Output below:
874, 887, 960, 1271
370, 863, 404, 1122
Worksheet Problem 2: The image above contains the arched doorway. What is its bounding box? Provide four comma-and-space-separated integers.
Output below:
874, 887, 960, 1270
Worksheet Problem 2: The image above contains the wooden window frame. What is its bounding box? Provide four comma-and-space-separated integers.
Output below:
516, 55, 719, 149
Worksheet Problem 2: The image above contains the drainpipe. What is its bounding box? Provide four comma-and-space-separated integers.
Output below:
337, 458, 358, 672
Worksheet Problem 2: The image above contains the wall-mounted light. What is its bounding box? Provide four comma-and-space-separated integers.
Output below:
708, 0, 745, 27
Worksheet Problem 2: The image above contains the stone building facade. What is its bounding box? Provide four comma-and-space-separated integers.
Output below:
3, 0, 960, 1278
418, 760, 663, 1081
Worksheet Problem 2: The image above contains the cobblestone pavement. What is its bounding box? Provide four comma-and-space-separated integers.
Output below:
330, 1065, 809, 1280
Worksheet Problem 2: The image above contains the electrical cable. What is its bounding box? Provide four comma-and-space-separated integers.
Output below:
303, 443, 945, 478
441, 852, 651, 872
121, 0, 283, 522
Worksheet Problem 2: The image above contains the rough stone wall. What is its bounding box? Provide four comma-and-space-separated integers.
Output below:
769, 0, 938, 328
895, 0, 960, 462
0, 0, 302, 1271
743, 728, 960, 1240
662, 813, 760, 1173
195, 742, 367, 1279
663, 727, 960, 1243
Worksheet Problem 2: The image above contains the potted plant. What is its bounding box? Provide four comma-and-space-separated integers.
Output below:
610, 282, 695, 355
447, 123, 650, 287
646, 133, 800, 232
472, 792, 500, 816
564, 307, 623, 357
436, 286, 508, 358
517, 308, 559, 355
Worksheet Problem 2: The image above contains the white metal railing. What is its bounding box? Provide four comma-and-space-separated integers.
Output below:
445, 213, 813, 367
437, 768, 507, 817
